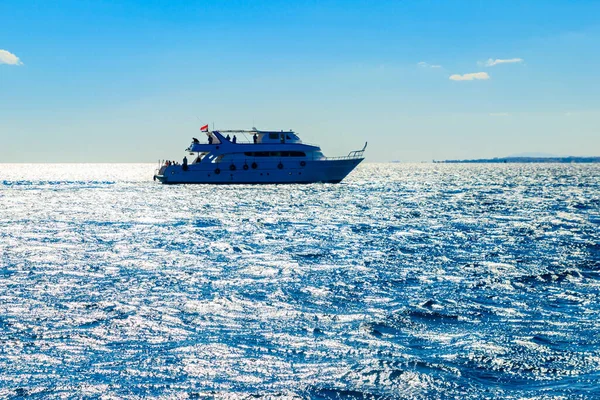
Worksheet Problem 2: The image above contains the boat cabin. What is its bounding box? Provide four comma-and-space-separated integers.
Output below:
255, 130, 301, 144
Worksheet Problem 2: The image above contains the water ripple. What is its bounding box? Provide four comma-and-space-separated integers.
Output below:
0, 163, 599, 398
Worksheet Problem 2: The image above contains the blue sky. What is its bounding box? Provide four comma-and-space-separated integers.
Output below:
1, 0, 599, 162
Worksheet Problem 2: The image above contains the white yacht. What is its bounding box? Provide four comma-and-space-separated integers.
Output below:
153, 128, 366, 184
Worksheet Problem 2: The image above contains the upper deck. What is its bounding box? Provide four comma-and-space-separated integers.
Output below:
187, 129, 319, 153
223, 129, 302, 144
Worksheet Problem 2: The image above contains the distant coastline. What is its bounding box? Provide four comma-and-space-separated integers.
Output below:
435, 156, 600, 164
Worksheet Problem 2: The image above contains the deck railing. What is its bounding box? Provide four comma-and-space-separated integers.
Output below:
321, 142, 367, 160
320, 152, 365, 161
189, 139, 319, 147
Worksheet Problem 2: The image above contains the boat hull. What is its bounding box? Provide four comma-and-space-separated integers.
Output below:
154, 158, 363, 184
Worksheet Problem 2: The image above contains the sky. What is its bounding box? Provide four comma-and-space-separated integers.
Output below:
1, 0, 599, 162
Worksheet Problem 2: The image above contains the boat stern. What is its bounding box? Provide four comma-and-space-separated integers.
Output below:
153, 174, 168, 183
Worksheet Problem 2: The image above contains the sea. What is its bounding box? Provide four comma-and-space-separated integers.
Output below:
1, 163, 599, 399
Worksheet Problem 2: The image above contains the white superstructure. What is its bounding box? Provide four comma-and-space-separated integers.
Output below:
153, 128, 366, 184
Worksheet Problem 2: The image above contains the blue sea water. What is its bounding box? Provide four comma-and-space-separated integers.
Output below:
1, 163, 599, 399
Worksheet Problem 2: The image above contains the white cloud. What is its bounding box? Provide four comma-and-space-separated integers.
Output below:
0, 49, 23, 65
483, 58, 523, 67
449, 72, 490, 81
418, 61, 442, 68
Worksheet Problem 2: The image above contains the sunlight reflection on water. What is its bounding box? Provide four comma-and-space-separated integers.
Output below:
1, 163, 599, 398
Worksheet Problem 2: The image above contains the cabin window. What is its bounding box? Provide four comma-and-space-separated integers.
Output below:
269, 133, 279, 140
243, 151, 305, 157
244, 151, 270, 157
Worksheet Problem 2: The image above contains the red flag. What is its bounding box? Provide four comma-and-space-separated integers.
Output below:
200, 124, 209, 132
